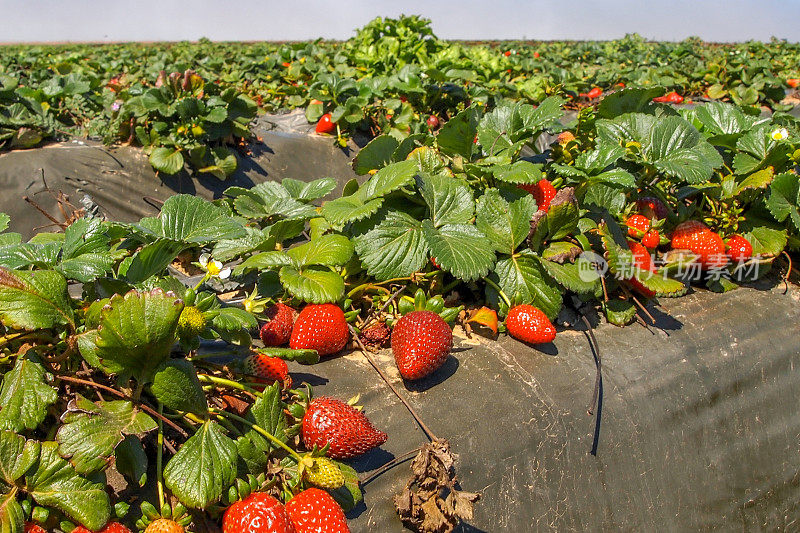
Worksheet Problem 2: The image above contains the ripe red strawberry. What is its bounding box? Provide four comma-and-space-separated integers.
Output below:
670, 221, 728, 268
144, 519, 185, 533
302, 397, 387, 459
391, 311, 452, 380
586, 87, 603, 99
787, 78, 799, 88
286, 488, 350, 533
73, 523, 131, 533
626, 240, 657, 298
520, 179, 557, 212
260, 303, 296, 347
223, 492, 295, 533
243, 353, 291, 388
726, 235, 753, 262
315, 113, 336, 135
24, 524, 47, 533
641, 229, 660, 249
504, 50, 512, 57
505, 304, 556, 344
533, 51, 541, 58
654, 91, 684, 104
626, 214, 651, 237
636, 196, 669, 220
289, 304, 349, 356
426, 115, 440, 129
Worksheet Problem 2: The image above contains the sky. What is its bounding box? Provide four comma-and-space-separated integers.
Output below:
1, 0, 799, 43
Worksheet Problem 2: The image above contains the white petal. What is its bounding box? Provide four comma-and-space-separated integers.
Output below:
198, 253, 210, 267
219, 268, 232, 280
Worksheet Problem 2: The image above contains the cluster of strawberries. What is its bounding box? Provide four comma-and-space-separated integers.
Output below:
624, 196, 753, 296
25, 519, 186, 533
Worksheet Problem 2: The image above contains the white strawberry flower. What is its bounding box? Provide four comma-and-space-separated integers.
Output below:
771, 127, 789, 141
198, 253, 231, 280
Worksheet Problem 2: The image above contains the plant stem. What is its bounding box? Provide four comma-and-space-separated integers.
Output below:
483, 277, 512, 308
198, 374, 261, 397
211, 408, 302, 462
156, 404, 165, 510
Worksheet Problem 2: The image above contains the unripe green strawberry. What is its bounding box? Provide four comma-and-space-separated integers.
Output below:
177, 305, 206, 338
144, 518, 184, 533
505, 304, 556, 344
286, 488, 350, 533
304, 457, 345, 489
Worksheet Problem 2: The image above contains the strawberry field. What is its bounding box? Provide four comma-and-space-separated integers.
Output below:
0, 15, 799, 533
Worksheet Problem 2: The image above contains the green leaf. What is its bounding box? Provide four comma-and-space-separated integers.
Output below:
492, 161, 543, 185
279, 265, 344, 303
57, 253, 115, 284
488, 253, 563, 319
0, 491, 23, 533
233, 251, 293, 276
0, 431, 38, 533
359, 159, 418, 200
138, 195, 245, 244
422, 222, 496, 281
766, 173, 800, 231
604, 299, 637, 326
353, 211, 427, 280
287, 234, 353, 267
0, 215, 8, 233
540, 259, 602, 297
163, 421, 237, 509
0, 268, 74, 331
418, 173, 474, 227
742, 225, 787, 257
582, 183, 628, 216
150, 359, 208, 416
149, 147, 185, 175
212, 227, 274, 263
227, 182, 317, 221
26, 442, 111, 530
125, 239, 186, 285
352, 135, 399, 175
596, 87, 663, 118
436, 106, 480, 158
476, 190, 536, 254
321, 195, 384, 226
327, 462, 362, 512
281, 178, 337, 202
56, 397, 156, 475
0, 353, 57, 432
114, 435, 148, 488
87, 289, 183, 383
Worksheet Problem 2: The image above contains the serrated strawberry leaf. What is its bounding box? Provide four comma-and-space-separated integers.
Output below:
487, 252, 563, 319
418, 174, 474, 227
212, 227, 275, 263
237, 382, 287, 474
359, 159, 419, 200
476, 190, 536, 254
83, 289, 183, 383
227, 182, 316, 221
287, 234, 353, 267
114, 435, 148, 488
422, 222, 496, 281
492, 161, 543, 185
0, 489, 23, 533
56, 397, 156, 475
281, 177, 337, 202
0, 352, 57, 433
233, 251, 294, 276
741, 224, 787, 257
25, 442, 111, 530
321, 195, 384, 226
0, 268, 74, 331
765, 173, 800, 232
327, 461, 362, 512
436, 106, 480, 159
353, 211, 427, 280
604, 299, 637, 326
279, 265, 344, 303
164, 421, 237, 509
539, 258, 602, 297
353, 135, 399, 175
0, 431, 39, 533
138, 194, 246, 244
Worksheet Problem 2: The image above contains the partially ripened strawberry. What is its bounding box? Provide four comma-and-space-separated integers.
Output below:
24, 524, 46, 533
144, 518, 185, 533
243, 353, 291, 388
302, 397, 387, 459
641, 229, 660, 249
670, 221, 728, 268
726, 235, 753, 262
520, 179, 557, 212
505, 304, 556, 344
223, 492, 295, 533
286, 488, 350, 533
390, 311, 453, 380
260, 303, 296, 346
636, 196, 669, 220
626, 240, 657, 298
556, 131, 576, 144
289, 304, 349, 356
626, 214, 651, 237
73, 523, 131, 533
